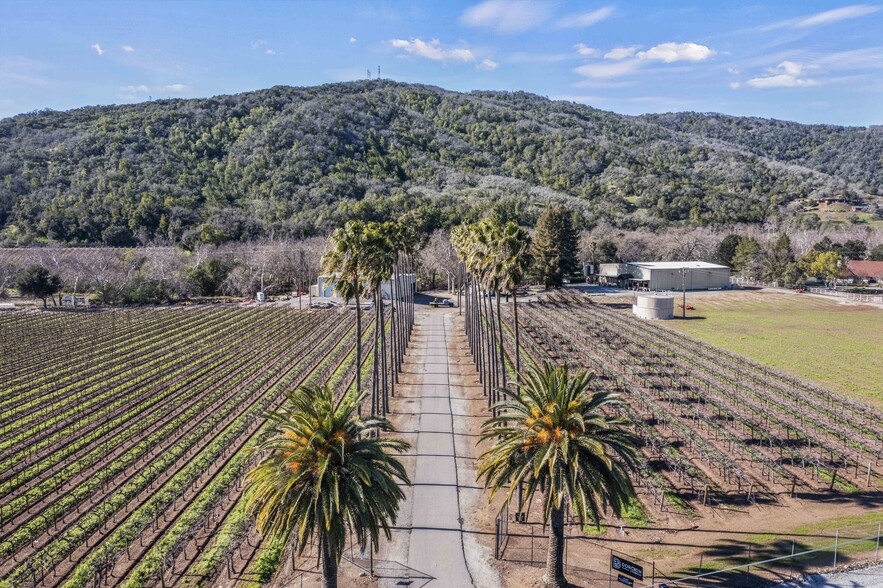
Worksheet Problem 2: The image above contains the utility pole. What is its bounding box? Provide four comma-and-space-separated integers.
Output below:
682, 267, 687, 318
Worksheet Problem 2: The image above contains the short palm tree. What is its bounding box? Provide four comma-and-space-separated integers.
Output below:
245, 383, 410, 588
477, 362, 640, 588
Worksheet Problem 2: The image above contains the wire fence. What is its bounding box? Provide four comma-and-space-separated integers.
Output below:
639, 521, 883, 588
495, 511, 882, 588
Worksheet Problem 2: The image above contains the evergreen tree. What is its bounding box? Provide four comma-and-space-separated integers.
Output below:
15, 264, 62, 308
731, 237, 761, 278
762, 233, 797, 283
531, 205, 578, 288
713, 234, 741, 267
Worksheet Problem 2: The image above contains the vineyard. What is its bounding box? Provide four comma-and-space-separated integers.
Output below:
0, 303, 405, 588
487, 291, 883, 516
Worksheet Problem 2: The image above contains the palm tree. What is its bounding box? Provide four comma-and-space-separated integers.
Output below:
495, 221, 532, 378
477, 362, 640, 588
245, 383, 410, 588
322, 221, 370, 399
362, 221, 398, 415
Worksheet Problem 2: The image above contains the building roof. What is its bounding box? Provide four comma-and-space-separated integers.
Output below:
846, 260, 883, 280
626, 261, 729, 270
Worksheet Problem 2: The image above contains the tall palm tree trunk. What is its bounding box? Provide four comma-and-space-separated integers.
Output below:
495, 290, 507, 390
513, 289, 521, 379
372, 292, 380, 416
483, 285, 497, 401
543, 504, 566, 588
355, 290, 362, 409
379, 290, 389, 414
321, 539, 338, 588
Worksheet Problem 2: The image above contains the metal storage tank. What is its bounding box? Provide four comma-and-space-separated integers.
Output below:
632, 293, 674, 320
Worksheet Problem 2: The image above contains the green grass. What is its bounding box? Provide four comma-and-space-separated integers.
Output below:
664, 291, 883, 410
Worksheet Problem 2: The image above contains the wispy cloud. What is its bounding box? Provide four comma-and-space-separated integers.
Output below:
636, 42, 716, 63
265, 49, 277, 56
158, 83, 190, 94
349, 37, 357, 43
460, 0, 552, 33
746, 61, 817, 88
604, 46, 639, 60
91, 43, 104, 56
553, 6, 614, 29
477, 58, 498, 70
761, 4, 880, 31
390, 38, 475, 62
251, 39, 267, 49
574, 59, 642, 79
574, 43, 598, 57
121, 45, 134, 53
795, 4, 879, 27
119, 84, 149, 93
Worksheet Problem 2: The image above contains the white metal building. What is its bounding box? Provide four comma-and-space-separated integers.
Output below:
312, 274, 416, 300
598, 261, 730, 291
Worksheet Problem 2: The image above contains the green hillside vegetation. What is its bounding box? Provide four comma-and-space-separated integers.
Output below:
1, 80, 881, 246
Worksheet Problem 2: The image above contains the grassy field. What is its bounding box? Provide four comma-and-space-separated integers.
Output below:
661, 290, 883, 410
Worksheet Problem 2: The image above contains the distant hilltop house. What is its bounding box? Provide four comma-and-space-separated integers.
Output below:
845, 260, 883, 284
597, 261, 730, 291
817, 196, 848, 209
313, 273, 416, 300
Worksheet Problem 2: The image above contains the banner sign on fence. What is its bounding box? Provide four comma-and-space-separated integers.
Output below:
617, 574, 635, 586
611, 555, 644, 580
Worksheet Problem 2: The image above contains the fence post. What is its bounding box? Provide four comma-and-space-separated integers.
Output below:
789, 539, 795, 580
876, 522, 880, 562
834, 529, 839, 568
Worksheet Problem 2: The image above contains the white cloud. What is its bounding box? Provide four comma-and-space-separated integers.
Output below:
265, 49, 277, 55
729, 82, 741, 89
604, 46, 639, 60
349, 37, 357, 43
119, 84, 149, 93
574, 59, 642, 79
91, 43, 104, 56
158, 83, 190, 94
460, 0, 552, 33
636, 42, 716, 63
477, 58, 498, 70
746, 61, 817, 88
121, 45, 134, 53
574, 43, 598, 57
554, 6, 614, 29
794, 4, 879, 27
390, 38, 476, 62
251, 39, 267, 49
727, 66, 741, 75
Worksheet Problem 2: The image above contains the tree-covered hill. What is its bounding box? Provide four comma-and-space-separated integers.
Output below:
0, 80, 879, 245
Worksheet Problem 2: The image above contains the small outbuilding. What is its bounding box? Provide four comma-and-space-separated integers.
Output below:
598, 261, 730, 291
846, 260, 883, 284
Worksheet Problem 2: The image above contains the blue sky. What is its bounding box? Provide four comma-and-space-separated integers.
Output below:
1, 1, 881, 125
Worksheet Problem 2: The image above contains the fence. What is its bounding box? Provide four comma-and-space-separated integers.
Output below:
805, 287, 883, 304
729, 278, 883, 303
639, 522, 882, 588
494, 506, 882, 588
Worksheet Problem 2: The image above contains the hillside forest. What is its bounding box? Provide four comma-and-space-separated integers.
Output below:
1, 81, 881, 247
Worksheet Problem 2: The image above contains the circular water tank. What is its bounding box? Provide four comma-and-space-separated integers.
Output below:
633, 293, 674, 320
